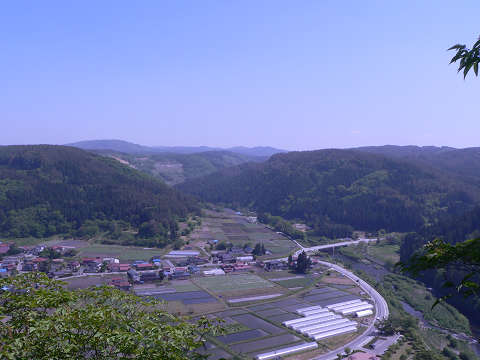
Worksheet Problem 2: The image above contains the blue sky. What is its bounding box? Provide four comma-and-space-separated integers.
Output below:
1, 1, 479, 150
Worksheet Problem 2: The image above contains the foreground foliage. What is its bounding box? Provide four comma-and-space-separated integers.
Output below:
402, 238, 480, 308
449, 36, 480, 78
0, 273, 219, 359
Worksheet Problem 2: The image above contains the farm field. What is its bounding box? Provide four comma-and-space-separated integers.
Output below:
194, 273, 274, 293
204, 285, 367, 359
273, 277, 315, 289
189, 209, 297, 258
132, 264, 370, 360
77, 244, 165, 262
41, 208, 380, 359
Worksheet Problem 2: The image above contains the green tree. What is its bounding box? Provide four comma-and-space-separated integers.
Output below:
449, 36, 480, 78
401, 238, 479, 306
287, 254, 294, 269
295, 251, 311, 274
252, 243, 266, 256
0, 273, 220, 359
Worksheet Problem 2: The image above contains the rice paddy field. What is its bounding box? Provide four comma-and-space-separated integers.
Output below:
132, 268, 370, 359
205, 285, 366, 359
189, 209, 297, 258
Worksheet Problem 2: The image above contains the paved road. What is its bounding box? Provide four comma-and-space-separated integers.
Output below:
309, 259, 389, 360
277, 237, 390, 359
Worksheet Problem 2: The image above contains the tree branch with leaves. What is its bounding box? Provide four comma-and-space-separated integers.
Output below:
449, 36, 480, 78
400, 238, 480, 307
0, 273, 223, 360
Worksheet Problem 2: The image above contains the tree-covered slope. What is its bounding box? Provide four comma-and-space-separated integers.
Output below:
179, 149, 479, 234
0, 145, 198, 243
357, 145, 480, 184
100, 150, 266, 186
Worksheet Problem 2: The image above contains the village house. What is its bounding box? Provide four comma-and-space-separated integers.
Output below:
233, 264, 253, 272
110, 277, 131, 291
0, 243, 11, 256
221, 264, 234, 273
68, 261, 80, 271
135, 263, 156, 271
229, 246, 244, 255
49, 269, 73, 278
262, 259, 289, 271
219, 253, 236, 263
32, 257, 49, 272
236, 255, 254, 263
140, 270, 163, 282
109, 263, 130, 272
203, 268, 225, 276
169, 267, 191, 280
22, 262, 36, 272
127, 269, 140, 283
82, 257, 102, 273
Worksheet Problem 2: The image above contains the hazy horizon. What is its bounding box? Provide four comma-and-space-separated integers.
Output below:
0, 138, 472, 153
2, 1, 479, 150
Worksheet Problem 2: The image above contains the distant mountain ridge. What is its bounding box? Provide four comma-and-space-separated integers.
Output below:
355, 145, 480, 184
92, 150, 266, 186
67, 139, 287, 157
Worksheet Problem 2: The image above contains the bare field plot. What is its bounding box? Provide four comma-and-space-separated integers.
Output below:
170, 280, 201, 292
194, 274, 274, 293
247, 303, 276, 311
262, 271, 299, 279
316, 295, 359, 307
269, 313, 301, 323
320, 273, 356, 286
164, 300, 225, 316
230, 333, 302, 353
322, 328, 363, 350
197, 343, 232, 360
216, 329, 268, 344
274, 277, 314, 289
256, 308, 287, 317
231, 314, 285, 335
156, 290, 215, 302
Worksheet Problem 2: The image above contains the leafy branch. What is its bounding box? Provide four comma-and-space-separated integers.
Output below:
449, 36, 480, 78
400, 238, 480, 307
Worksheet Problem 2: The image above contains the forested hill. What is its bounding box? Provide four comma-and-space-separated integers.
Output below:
94, 150, 266, 186
178, 149, 479, 235
356, 145, 480, 184
0, 145, 198, 244
400, 205, 480, 263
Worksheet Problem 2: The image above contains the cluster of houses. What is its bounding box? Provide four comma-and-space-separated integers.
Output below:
0, 241, 306, 293
0, 244, 80, 278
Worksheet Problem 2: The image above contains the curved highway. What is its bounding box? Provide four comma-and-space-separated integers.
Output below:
279, 238, 389, 359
